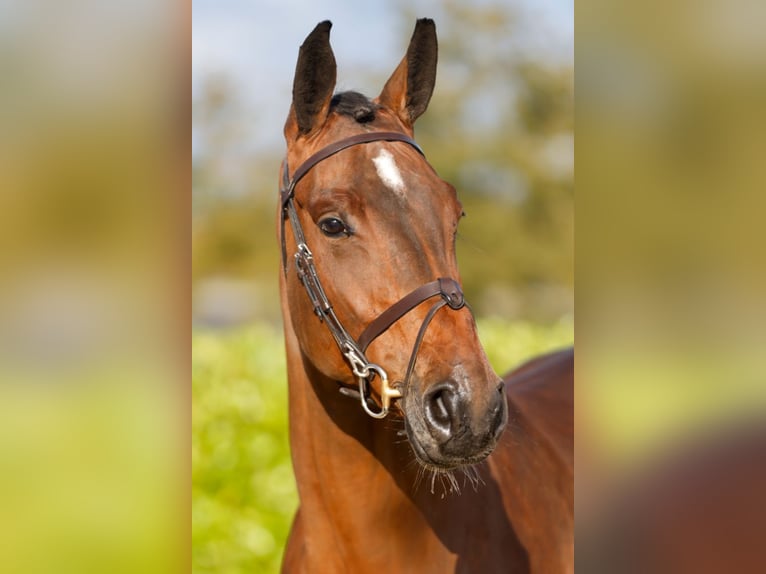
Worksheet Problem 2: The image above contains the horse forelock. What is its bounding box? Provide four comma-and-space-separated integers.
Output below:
329, 91, 379, 123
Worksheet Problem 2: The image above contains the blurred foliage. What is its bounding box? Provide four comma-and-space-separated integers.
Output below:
191, 317, 572, 573
577, 0, 766, 471
192, 2, 573, 325
0, 367, 180, 574
192, 323, 293, 574
576, 2, 766, 571
0, 3, 184, 571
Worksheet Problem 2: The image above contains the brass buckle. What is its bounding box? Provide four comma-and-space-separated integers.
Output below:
357, 364, 402, 419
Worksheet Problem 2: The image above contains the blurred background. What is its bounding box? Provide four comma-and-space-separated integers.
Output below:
577, 0, 766, 571
6, 0, 762, 572
0, 1, 185, 573
192, 1, 573, 572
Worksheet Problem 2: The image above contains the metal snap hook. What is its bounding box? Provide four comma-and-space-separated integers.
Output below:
357, 364, 402, 419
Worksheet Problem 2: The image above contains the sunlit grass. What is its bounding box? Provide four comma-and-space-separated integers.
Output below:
192, 323, 292, 574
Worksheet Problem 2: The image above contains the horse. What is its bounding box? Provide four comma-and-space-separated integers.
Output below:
276, 19, 573, 573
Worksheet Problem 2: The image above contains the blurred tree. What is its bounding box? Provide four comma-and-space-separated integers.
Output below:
192, 76, 282, 324
396, 0, 573, 319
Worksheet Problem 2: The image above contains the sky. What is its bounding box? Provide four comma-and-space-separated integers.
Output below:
192, 0, 573, 154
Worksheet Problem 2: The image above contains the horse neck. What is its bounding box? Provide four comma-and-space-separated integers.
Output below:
281, 297, 418, 513
283, 312, 539, 564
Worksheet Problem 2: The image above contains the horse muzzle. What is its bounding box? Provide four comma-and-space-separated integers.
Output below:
403, 376, 508, 469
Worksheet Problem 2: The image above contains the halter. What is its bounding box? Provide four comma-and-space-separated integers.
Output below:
280, 131, 468, 418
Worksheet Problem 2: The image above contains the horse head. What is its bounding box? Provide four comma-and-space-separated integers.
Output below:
280, 19, 507, 470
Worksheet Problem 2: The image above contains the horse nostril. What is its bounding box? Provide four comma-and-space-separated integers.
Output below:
491, 383, 509, 440
424, 382, 461, 437
433, 390, 449, 421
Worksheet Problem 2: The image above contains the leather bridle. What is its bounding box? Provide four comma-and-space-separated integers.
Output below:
280, 131, 468, 419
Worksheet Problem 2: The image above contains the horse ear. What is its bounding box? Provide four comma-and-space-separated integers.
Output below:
288, 20, 337, 137
377, 18, 437, 128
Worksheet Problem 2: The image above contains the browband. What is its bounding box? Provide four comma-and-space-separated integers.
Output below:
280, 131, 424, 209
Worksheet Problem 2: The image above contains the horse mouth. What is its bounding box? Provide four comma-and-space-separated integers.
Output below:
403, 419, 499, 471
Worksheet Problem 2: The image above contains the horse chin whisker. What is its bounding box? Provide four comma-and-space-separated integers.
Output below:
400, 428, 481, 497
413, 463, 426, 492
461, 464, 484, 492
434, 466, 459, 497
409, 460, 464, 498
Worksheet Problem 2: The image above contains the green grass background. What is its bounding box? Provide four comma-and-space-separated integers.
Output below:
192, 317, 573, 573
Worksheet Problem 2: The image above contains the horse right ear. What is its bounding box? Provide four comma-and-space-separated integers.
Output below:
377, 18, 437, 129
286, 21, 337, 139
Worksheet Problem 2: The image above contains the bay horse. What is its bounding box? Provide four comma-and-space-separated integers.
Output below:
277, 19, 573, 573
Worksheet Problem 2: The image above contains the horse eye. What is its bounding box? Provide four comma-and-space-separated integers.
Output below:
318, 217, 349, 237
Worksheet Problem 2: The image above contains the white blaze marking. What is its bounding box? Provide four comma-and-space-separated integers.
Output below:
372, 149, 405, 196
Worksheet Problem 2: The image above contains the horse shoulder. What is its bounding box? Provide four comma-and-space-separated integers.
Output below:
503, 347, 574, 473
282, 507, 342, 574
488, 347, 574, 573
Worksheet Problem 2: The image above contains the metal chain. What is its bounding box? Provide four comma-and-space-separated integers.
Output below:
342, 343, 371, 379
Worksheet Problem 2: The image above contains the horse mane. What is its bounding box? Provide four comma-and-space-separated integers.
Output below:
330, 90, 378, 123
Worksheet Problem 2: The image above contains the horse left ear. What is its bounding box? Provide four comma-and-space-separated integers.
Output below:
377, 19, 438, 128
286, 20, 337, 139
